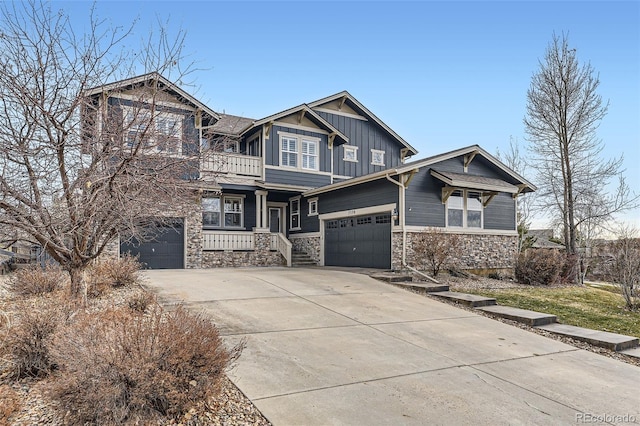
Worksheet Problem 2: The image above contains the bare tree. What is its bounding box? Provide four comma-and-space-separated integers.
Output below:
605, 225, 640, 310
0, 1, 198, 300
497, 136, 535, 252
524, 33, 637, 283
411, 228, 461, 277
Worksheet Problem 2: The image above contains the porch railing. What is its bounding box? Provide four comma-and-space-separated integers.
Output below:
273, 232, 292, 267
203, 231, 254, 250
201, 153, 262, 177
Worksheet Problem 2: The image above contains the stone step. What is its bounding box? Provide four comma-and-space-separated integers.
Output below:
476, 305, 557, 326
370, 273, 414, 283
390, 281, 450, 294
536, 323, 640, 352
619, 347, 640, 359
430, 291, 497, 307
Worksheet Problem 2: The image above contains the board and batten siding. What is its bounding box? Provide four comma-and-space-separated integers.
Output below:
318, 179, 398, 215
265, 125, 330, 172
404, 157, 517, 230
315, 111, 404, 178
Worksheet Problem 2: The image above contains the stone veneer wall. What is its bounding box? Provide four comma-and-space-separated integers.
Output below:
201, 232, 285, 268
290, 234, 321, 263
392, 231, 518, 272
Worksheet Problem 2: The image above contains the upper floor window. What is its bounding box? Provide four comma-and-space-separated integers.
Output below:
343, 145, 358, 162
123, 106, 183, 155
446, 190, 483, 228
371, 149, 385, 166
279, 132, 320, 171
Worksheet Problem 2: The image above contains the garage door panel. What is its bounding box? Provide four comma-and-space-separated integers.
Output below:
324, 213, 391, 269
120, 219, 184, 269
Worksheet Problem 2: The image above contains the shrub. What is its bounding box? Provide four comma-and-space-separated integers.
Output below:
50, 305, 243, 424
515, 250, 565, 285
411, 229, 461, 277
0, 296, 70, 379
127, 289, 156, 313
604, 232, 640, 311
6, 265, 66, 297
86, 256, 143, 298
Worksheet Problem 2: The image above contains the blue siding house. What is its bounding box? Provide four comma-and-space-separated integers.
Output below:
86, 74, 535, 272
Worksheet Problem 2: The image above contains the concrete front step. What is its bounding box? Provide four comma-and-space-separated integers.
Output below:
370, 273, 414, 283
476, 305, 557, 327
619, 347, 640, 359
430, 291, 497, 307
536, 323, 640, 352
391, 282, 450, 294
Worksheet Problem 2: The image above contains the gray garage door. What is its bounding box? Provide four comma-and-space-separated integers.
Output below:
324, 213, 391, 269
120, 219, 184, 269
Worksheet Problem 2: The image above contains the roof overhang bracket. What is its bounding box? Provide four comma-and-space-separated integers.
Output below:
442, 186, 456, 204
482, 192, 498, 207
402, 168, 419, 188
400, 148, 410, 163
464, 150, 478, 172
512, 184, 527, 199
297, 109, 305, 124
328, 132, 336, 149
264, 121, 273, 139
338, 95, 347, 110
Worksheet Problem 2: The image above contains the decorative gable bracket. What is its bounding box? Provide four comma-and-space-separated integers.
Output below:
441, 186, 456, 204
464, 150, 478, 172
512, 184, 527, 199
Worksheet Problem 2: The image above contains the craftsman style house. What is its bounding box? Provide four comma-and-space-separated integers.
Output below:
86, 73, 535, 272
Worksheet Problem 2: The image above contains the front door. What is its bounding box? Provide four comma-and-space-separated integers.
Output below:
269, 208, 280, 233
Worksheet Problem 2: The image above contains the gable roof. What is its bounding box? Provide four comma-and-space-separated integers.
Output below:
210, 113, 255, 136
243, 104, 349, 145
84, 72, 220, 122
304, 144, 536, 197
307, 91, 418, 157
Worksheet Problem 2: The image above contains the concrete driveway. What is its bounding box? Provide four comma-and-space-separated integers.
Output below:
143, 268, 640, 425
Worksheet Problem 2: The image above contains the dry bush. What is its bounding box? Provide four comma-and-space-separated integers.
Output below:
6, 265, 67, 297
411, 229, 461, 277
515, 250, 566, 285
0, 384, 21, 423
86, 256, 143, 298
127, 289, 156, 313
605, 232, 640, 310
50, 305, 243, 425
0, 295, 72, 379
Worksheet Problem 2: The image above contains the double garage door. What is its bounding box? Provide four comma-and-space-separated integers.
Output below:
120, 219, 184, 269
324, 213, 391, 269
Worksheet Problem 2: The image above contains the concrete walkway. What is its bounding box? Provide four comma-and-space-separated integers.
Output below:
143, 268, 640, 425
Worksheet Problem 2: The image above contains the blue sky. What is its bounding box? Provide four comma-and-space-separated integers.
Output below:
61, 0, 639, 229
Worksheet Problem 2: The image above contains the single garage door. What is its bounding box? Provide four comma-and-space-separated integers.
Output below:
120, 219, 184, 269
324, 213, 391, 269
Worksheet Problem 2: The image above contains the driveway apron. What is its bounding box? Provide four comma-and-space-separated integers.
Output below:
143, 268, 640, 426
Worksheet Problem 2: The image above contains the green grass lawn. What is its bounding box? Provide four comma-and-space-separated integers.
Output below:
462, 285, 640, 338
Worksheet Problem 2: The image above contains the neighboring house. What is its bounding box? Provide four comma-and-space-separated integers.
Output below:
86, 73, 536, 271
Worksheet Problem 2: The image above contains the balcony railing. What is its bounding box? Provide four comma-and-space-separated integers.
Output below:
201, 153, 262, 177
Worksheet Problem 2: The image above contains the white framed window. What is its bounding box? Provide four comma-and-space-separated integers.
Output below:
302, 139, 318, 170
202, 196, 221, 227
279, 132, 320, 171
446, 190, 483, 228
123, 106, 183, 154
371, 149, 385, 166
308, 198, 318, 216
343, 145, 358, 162
290, 197, 301, 230
202, 195, 244, 229
281, 136, 298, 167
224, 197, 243, 227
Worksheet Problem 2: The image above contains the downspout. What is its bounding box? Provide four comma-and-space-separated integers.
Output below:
385, 174, 439, 284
